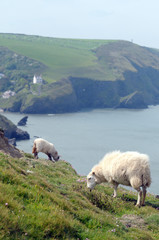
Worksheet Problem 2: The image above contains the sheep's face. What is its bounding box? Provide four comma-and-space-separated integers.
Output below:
53, 155, 60, 161
53, 151, 60, 161
87, 172, 97, 190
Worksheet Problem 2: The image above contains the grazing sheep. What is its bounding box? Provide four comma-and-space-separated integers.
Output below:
87, 151, 151, 206
32, 138, 60, 162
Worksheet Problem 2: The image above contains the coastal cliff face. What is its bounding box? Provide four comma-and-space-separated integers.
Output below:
69, 65, 159, 110
1, 39, 159, 113
4, 66, 159, 114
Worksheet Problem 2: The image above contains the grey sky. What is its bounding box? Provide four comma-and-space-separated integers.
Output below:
0, 0, 159, 48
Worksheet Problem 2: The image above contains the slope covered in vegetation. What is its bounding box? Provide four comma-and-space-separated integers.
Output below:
0, 152, 159, 240
0, 34, 112, 82
1, 33, 159, 113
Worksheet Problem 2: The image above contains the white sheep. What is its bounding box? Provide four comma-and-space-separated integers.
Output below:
32, 138, 60, 162
87, 151, 151, 206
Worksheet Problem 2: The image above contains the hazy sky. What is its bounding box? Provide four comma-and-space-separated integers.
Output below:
0, 0, 159, 48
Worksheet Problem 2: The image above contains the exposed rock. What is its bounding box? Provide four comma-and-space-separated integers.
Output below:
8, 138, 16, 146
14, 128, 30, 140
70, 77, 149, 110
17, 116, 28, 126
0, 114, 30, 141
116, 91, 148, 109
0, 129, 23, 158
5, 127, 30, 141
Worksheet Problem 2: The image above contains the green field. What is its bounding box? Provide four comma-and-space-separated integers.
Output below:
0, 33, 114, 82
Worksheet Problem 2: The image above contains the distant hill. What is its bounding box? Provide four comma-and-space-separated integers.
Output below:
0, 33, 159, 113
0, 33, 112, 82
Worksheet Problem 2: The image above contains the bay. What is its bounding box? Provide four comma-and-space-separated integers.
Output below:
2, 106, 159, 195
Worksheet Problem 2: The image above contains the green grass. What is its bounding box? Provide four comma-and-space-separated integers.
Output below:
1, 33, 159, 84
0, 152, 159, 239
0, 33, 113, 82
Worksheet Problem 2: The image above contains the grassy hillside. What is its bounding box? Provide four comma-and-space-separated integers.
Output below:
1, 33, 159, 113
0, 152, 159, 239
1, 34, 159, 83
0, 33, 113, 82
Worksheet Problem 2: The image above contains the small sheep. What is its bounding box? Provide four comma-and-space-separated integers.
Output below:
87, 151, 151, 206
32, 138, 60, 162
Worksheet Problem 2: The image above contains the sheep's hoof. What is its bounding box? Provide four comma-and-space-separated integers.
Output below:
112, 194, 116, 198
135, 204, 141, 208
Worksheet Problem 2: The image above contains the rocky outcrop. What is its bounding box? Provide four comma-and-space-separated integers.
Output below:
11, 128, 30, 141
0, 114, 30, 141
0, 129, 23, 158
17, 116, 28, 126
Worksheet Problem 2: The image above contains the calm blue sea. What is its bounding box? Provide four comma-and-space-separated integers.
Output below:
2, 106, 159, 194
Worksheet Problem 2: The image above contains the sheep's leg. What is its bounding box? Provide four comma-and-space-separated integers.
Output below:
34, 152, 38, 159
113, 182, 119, 198
141, 186, 147, 206
136, 188, 142, 207
47, 153, 52, 161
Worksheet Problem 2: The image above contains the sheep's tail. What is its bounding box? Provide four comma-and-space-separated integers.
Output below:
32, 142, 37, 153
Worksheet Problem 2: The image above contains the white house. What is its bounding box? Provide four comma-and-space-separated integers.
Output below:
2, 90, 15, 99
33, 75, 43, 84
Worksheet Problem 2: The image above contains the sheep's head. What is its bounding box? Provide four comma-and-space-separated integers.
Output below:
53, 151, 60, 161
87, 172, 97, 191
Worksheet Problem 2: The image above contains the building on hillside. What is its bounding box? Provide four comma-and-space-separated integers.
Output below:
33, 75, 43, 84
2, 90, 15, 99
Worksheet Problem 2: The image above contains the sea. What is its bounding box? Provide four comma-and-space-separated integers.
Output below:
2, 106, 159, 195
